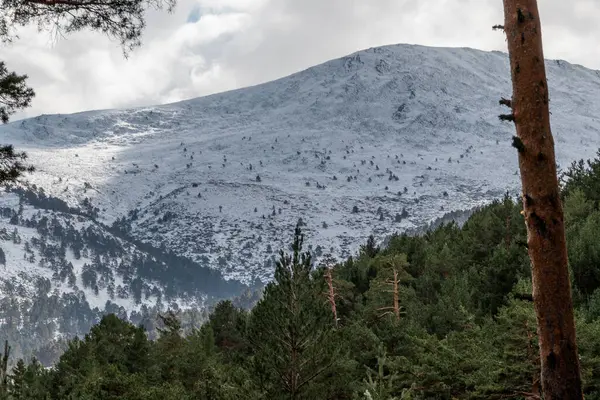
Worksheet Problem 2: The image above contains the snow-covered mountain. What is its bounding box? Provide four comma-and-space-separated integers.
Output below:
1, 43, 600, 332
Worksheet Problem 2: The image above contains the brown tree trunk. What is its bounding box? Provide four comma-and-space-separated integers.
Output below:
324, 268, 339, 328
392, 269, 400, 321
501, 1, 583, 398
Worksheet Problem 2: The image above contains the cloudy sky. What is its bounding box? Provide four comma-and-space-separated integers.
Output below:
4, 0, 600, 119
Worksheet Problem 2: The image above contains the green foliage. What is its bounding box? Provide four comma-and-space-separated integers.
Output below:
6, 155, 600, 398
479, 289, 540, 398
567, 210, 600, 296
576, 313, 600, 396
361, 344, 401, 400
248, 223, 341, 399
363, 254, 412, 323
0, 0, 176, 53
208, 301, 247, 361
0, 145, 34, 184
0, 63, 34, 124
564, 188, 594, 230
562, 150, 600, 207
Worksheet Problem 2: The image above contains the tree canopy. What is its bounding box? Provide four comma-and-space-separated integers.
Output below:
3, 154, 600, 398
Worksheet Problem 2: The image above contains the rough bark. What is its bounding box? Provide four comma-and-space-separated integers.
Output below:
501, 1, 583, 398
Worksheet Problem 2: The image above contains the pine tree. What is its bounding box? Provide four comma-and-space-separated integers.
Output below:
125, 325, 151, 374
0, 63, 34, 123
361, 343, 417, 400
8, 359, 26, 399
0, 341, 8, 394
360, 235, 380, 258
7, 357, 48, 400
0, 146, 34, 184
208, 300, 248, 360
365, 254, 412, 322
248, 224, 340, 399
500, 1, 583, 397
480, 287, 540, 398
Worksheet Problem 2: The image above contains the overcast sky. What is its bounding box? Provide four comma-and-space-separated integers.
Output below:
4, 0, 600, 120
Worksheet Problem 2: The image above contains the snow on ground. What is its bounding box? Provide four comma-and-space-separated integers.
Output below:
1, 43, 599, 286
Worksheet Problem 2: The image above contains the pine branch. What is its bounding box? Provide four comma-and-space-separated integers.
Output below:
0, 62, 35, 123
514, 293, 534, 302
512, 136, 526, 153
499, 97, 512, 108
1, 0, 177, 54
0, 145, 34, 183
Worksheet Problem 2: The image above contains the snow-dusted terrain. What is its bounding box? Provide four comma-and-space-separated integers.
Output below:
2, 43, 600, 310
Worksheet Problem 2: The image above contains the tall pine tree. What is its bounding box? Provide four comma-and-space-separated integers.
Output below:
248, 223, 340, 399
500, 0, 583, 397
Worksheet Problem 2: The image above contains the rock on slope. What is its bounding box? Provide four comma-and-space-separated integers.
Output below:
1, 43, 600, 290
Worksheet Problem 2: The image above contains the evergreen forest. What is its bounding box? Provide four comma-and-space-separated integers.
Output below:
4, 153, 600, 399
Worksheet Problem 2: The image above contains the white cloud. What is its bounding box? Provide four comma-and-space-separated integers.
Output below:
3, 0, 600, 119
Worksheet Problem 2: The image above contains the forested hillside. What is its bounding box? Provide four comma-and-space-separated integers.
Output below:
4, 43, 600, 368
2, 152, 600, 399
0, 184, 250, 363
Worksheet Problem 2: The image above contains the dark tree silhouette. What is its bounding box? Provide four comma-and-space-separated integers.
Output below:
0, 145, 34, 183
0, 62, 34, 123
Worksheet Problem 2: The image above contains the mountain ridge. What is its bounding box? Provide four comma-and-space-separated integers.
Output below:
1, 42, 599, 292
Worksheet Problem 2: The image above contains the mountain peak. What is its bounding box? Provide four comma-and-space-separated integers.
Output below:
1, 43, 599, 290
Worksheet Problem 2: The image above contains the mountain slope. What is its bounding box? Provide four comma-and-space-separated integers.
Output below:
1, 43, 600, 289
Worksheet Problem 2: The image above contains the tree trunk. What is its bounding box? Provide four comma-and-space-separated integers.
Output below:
392, 269, 400, 321
324, 268, 338, 328
501, 1, 583, 398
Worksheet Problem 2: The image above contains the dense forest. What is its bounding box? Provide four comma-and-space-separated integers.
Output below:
1, 152, 600, 399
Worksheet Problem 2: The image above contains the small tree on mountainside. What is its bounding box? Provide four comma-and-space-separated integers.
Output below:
360, 235, 380, 259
